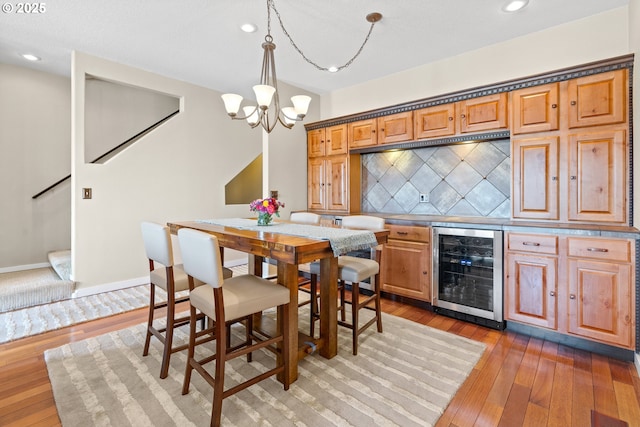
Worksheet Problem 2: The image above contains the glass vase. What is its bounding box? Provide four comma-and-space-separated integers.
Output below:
257, 212, 273, 226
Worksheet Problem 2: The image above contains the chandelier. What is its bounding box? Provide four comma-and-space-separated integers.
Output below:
221, 0, 382, 133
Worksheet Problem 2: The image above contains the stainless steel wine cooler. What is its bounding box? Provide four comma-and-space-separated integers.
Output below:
432, 227, 504, 329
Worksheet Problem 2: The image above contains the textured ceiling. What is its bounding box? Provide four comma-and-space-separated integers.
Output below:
0, 0, 629, 96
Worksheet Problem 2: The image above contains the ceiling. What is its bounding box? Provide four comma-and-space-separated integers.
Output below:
0, 0, 629, 96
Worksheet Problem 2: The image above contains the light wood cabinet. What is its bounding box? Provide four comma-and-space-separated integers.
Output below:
510, 71, 628, 225
348, 119, 377, 148
568, 129, 626, 223
307, 124, 347, 158
511, 136, 559, 220
511, 83, 559, 134
414, 104, 456, 139
458, 93, 508, 133
377, 111, 414, 144
381, 225, 431, 302
506, 232, 635, 350
567, 70, 626, 129
505, 233, 558, 329
307, 155, 349, 211
567, 237, 634, 348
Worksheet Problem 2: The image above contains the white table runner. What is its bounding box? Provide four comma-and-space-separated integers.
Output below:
198, 218, 378, 256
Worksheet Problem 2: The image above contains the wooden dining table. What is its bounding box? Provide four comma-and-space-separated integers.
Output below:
167, 219, 388, 383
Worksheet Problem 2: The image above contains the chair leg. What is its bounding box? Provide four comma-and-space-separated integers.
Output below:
351, 282, 359, 355
339, 280, 346, 322
211, 313, 227, 427
143, 284, 155, 357
374, 273, 383, 333
182, 305, 198, 395
159, 290, 176, 379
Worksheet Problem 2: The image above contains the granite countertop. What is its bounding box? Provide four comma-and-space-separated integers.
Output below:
329, 212, 640, 239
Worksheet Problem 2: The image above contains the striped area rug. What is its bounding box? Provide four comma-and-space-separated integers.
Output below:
45, 307, 486, 427
0, 265, 249, 344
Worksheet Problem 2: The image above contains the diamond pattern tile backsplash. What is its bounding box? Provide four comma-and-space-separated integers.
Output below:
361, 140, 511, 218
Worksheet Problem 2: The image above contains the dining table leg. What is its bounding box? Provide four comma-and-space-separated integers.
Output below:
319, 256, 338, 358
277, 261, 299, 383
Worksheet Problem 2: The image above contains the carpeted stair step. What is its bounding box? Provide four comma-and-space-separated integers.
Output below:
0, 250, 75, 313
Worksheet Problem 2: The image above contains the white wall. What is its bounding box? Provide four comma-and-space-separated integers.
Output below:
321, 7, 630, 119
70, 52, 316, 291
0, 64, 71, 269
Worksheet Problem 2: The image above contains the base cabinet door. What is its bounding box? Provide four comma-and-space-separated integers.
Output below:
567, 259, 633, 348
381, 239, 430, 302
506, 253, 557, 329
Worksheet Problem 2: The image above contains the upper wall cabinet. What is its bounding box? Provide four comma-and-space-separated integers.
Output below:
348, 119, 377, 148
458, 93, 508, 133
511, 83, 559, 135
307, 124, 348, 158
377, 111, 414, 144
567, 70, 626, 129
414, 104, 456, 139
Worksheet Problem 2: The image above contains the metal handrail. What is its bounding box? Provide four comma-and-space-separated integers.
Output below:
32, 109, 179, 199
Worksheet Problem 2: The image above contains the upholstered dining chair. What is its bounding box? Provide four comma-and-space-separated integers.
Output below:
140, 221, 232, 379
177, 228, 291, 427
309, 215, 385, 355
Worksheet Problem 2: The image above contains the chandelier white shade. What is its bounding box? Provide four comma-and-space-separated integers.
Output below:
221, 0, 379, 133
221, 0, 311, 133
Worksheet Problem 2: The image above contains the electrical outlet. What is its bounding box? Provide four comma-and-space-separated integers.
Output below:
419, 193, 428, 203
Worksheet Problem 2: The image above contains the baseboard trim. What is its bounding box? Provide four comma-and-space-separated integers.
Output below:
71, 260, 246, 298
0, 262, 51, 274
72, 276, 149, 298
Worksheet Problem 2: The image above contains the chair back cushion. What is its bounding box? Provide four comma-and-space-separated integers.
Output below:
290, 212, 321, 225
177, 228, 225, 288
341, 215, 385, 231
141, 221, 174, 267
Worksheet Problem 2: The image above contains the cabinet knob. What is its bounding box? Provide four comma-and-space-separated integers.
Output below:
460, 114, 466, 119
550, 291, 556, 297
570, 294, 576, 300
327, 183, 332, 186
551, 176, 557, 181
551, 104, 557, 109
570, 176, 577, 180
571, 100, 577, 106
372, 129, 376, 133
448, 117, 453, 121
423, 271, 428, 275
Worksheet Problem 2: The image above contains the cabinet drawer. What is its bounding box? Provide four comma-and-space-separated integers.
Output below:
507, 233, 558, 255
567, 237, 631, 262
388, 225, 430, 242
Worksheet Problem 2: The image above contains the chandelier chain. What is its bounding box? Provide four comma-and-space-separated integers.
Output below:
269, 0, 379, 73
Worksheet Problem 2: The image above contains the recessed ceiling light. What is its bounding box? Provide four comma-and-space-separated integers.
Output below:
22, 53, 41, 61
328, 66, 338, 73
241, 23, 257, 33
502, 0, 529, 12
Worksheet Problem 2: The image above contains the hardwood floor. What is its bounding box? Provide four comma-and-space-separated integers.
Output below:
1, 297, 639, 426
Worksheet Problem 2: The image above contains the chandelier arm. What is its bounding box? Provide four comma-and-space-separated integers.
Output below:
269, 0, 379, 72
